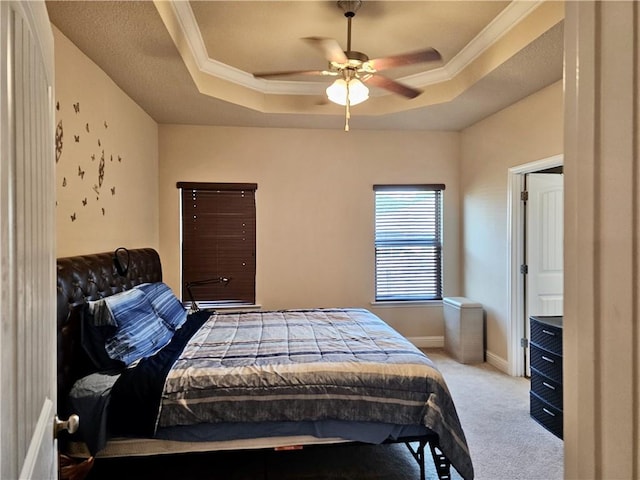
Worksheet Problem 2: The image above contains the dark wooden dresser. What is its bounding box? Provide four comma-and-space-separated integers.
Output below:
529, 315, 563, 439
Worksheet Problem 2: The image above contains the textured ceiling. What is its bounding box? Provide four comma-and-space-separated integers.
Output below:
45, 1, 564, 131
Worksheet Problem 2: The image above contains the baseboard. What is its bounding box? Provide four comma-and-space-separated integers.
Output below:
485, 350, 510, 374
407, 336, 444, 348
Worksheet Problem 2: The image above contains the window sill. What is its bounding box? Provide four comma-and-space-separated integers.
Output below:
370, 300, 443, 308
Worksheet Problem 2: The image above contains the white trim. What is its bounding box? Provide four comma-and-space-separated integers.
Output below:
18, 1, 54, 80
19, 398, 55, 480
506, 154, 563, 377
371, 300, 442, 308
171, 1, 321, 95
404, 0, 543, 88
170, 2, 212, 74
508, 155, 564, 176
506, 168, 526, 377
168, 0, 544, 96
407, 336, 444, 349
485, 350, 510, 375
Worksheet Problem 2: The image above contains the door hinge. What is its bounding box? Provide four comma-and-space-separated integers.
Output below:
520, 264, 528, 274
521, 190, 528, 202
521, 337, 529, 348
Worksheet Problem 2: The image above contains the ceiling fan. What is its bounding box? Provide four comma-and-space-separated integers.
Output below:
253, 0, 442, 130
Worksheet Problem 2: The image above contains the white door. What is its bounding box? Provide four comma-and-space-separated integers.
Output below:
525, 173, 563, 374
0, 2, 58, 479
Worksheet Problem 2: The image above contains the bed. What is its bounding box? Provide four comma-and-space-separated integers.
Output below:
56, 248, 474, 480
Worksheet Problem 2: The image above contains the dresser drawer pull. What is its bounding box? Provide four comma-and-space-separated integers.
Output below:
542, 329, 557, 337
541, 355, 555, 364
542, 381, 556, 391
542, 407, 556, 417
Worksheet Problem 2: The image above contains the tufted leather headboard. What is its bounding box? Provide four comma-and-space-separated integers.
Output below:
56, 248, 162, 412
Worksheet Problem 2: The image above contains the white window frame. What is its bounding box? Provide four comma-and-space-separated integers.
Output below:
373, 184, 445, 303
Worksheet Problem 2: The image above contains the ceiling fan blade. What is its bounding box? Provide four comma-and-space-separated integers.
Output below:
303, 36, 348, 64
253, 69, 333, 79
365, 75, 422, 99
368, 48, 442, 72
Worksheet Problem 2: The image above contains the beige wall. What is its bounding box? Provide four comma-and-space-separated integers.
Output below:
52, 20, 565, 353
460, 80, 564, 362
158, 126, 461, 337
54, 27, 159, 257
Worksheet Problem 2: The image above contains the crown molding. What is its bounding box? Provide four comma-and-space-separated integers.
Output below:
403, 0, 543, 88
171, 1, 325, 95
168, 0, 544, 96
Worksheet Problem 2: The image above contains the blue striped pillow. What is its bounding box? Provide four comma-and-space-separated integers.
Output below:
135, 282, 187, 331
102, 288, 175, 366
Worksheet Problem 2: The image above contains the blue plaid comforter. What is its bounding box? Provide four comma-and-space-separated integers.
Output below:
157, 308, 473, 479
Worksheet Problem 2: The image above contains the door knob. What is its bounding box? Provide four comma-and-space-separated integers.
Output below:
54, 414, 79, 438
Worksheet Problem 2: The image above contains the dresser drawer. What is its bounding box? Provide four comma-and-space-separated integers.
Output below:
531, 370, 563, 410
530, 317, 562, 355
530, 344, 562, 384
530, 391, 563, 439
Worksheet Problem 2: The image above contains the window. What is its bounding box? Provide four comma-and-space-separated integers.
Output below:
374, 184, 444, 302
178, 182, 257, 306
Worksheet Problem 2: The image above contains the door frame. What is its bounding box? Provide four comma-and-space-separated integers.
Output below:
1, 1, 57, 478
506, 154, 563, 377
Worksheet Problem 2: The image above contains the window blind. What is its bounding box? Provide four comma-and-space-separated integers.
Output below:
179, 182, 257, 305
374, 184, 444, 301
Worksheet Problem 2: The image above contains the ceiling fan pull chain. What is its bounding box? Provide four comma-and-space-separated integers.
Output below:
345, 104, 350, 132
345, 83, 351, 131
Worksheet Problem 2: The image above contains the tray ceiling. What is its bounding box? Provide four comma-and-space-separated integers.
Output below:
46, 1, 564, 131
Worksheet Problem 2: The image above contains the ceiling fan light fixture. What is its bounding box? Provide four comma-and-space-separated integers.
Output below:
253, 0, 441, 131
326, 77, 369, 106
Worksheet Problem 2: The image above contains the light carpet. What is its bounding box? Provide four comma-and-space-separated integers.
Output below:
425, 348, 563, 480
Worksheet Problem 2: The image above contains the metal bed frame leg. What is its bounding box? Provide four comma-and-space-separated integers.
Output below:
429, 442, 451, 480
405, 440, 427, 480
404, 439, 451, 480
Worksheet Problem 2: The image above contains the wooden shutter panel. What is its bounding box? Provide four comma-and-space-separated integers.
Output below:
179, 183, 257, 304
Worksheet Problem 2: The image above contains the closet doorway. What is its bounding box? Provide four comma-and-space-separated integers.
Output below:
507, 155, 563, 377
